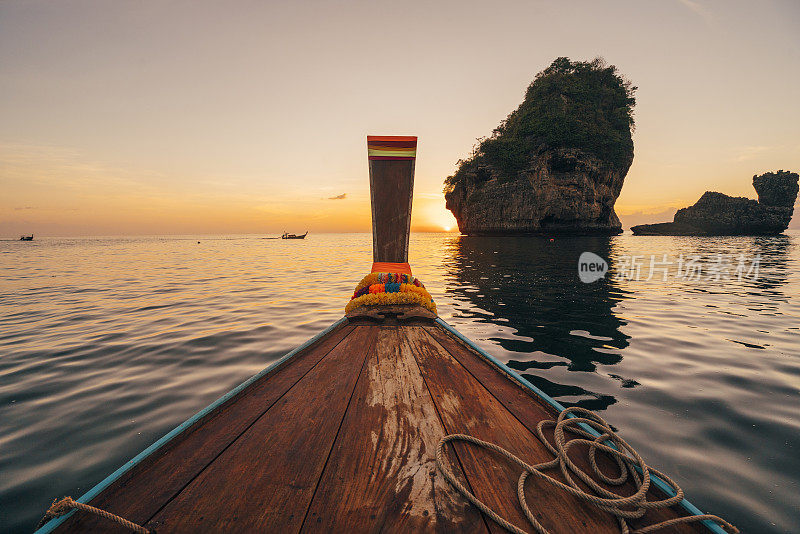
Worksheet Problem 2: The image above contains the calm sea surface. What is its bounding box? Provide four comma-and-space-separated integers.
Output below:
1, 233, 798, 533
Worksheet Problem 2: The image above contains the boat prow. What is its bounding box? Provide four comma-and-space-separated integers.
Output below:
35, 309, 728, 533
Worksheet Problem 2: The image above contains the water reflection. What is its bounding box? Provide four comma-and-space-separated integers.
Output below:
441, 236, 631, 410
749, 236, 791, 294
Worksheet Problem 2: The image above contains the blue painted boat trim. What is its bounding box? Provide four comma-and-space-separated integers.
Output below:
434, 317, 727, 534
34, 317, 349, 534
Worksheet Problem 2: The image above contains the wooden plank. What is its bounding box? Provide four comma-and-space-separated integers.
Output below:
369, 158, 415, 263
301, 326, 488, 533
409, 326, 622, 534
143, 325, 377, 533
54, 322, 357, 533
424, 325, 704, 534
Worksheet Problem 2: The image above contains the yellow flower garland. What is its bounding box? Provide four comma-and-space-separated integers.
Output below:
345, 272, 437, 315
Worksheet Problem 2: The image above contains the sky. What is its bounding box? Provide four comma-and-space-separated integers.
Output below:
1, 0, 799, 236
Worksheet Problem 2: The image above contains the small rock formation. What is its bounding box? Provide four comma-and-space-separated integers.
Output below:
631, 170, 798, 236
444, 57, 636, 236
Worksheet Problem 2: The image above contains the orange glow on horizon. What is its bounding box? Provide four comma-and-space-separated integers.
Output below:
2, 3, 798, 236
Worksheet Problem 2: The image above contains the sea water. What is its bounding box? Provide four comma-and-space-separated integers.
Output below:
1, 233, 798, 533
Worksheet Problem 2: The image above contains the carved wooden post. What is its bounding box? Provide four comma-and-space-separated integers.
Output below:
367, 136, 417, 273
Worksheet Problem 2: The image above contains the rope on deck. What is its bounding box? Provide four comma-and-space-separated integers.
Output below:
36, 496, 150, 533
435, 406, 738, 534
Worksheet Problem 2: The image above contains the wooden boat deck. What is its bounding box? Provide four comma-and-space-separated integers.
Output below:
49, 315, 704, 533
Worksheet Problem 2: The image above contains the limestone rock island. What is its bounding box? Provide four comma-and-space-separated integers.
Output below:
444, 57, 636, 235
631, 170, 798, 236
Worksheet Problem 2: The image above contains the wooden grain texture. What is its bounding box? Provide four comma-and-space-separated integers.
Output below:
52, 321, 713, 534
424, 325, 705, 534
301, 326, 488, 534
409, 326, 622, 534
369, 159, 414, 263
141, 325, 377, 533
53, 322, 356, 534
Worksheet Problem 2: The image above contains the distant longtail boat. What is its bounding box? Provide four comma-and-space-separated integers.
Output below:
20, 234, 34, 241
34, 136, 735, 534
281, 231, 308, 239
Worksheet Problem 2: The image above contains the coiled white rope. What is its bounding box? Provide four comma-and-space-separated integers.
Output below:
435, 407, 738, 534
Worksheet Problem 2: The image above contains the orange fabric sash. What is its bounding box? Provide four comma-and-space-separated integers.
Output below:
371, 262, 412, 275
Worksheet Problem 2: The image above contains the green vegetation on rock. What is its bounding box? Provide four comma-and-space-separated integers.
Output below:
445, 57, 636, 191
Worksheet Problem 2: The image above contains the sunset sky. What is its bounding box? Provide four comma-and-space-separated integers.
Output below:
1, 0, 799, 236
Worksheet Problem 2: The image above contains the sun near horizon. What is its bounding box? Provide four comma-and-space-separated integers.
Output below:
2, 1, 798, 237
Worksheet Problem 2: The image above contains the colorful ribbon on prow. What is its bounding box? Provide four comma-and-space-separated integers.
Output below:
367, 136, 417, 161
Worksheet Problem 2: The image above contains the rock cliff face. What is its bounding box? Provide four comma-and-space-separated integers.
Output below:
631, 170, 798, 236
444, 57, 636, 236
444, 147, 630, 235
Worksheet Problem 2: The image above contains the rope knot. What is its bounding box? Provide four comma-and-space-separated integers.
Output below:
36, 495, 150, 533
36, 497, 76, 529
48, 496, 76, 517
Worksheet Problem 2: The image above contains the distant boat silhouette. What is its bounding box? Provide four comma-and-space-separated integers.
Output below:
281, 231, 308, 240
19, 234, 33, 241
